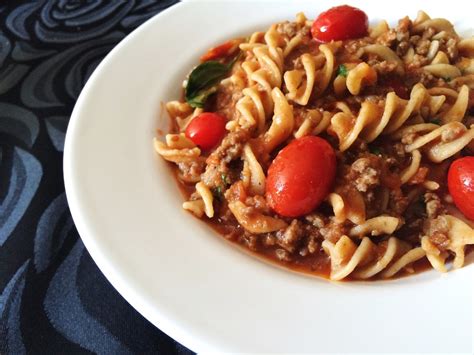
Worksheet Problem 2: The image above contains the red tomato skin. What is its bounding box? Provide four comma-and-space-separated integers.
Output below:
266, 136, 336, 218
185, 112, 226, 151
448, 156, 474, 220
200, 39, 239, 62
311, 5, 368, 43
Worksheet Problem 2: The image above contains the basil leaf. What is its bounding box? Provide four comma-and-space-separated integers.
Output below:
185, 61, 230, 108
337, 64, 348, 77
185, 53, 241, 108
186, 86, 218, 108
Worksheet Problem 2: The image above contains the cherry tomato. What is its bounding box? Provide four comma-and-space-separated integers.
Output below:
200, 39, 241, 62
266, 136, 336, 217
448, 156, 474, 220
311, 5, 368, 43
185, 112, 226, 151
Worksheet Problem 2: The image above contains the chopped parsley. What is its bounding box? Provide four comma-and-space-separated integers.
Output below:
212, 186, 223, 200
221, 173, 231, 186
443, 76, 451, 82
430, 118, 441, 125
337, 64, 348, 77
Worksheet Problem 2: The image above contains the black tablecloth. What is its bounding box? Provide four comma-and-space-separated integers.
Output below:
0, 1, 194, 353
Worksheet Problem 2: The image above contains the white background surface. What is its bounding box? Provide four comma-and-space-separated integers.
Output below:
64, 1, 473, 353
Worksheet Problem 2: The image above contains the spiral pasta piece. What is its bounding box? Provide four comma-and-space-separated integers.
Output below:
422, 215, 474, 271
421, 236, 448, 272
166, 101, 203, 132
405, 122, 474, 163
400, 150, 422, 184
440, 85, 469, 123
284, 53, 316, 105
182, 200, 206, 218
327, 188, 366, 224
330, 83, 470, 151
196, 182, 214, 218
458, 37, 474, 57
242, 144, 266, 195
323, 236, 426, 280
165, 133, 195, 149
352, 237, 411, 279
154, 138, 201, 163
349, 216, 400, 238
412, 11, 455, 34
315, 43, 336, 96
334, 62, 377, 96
262, 87, 295, 153
331, 101, 382, 151
293, 110, 332, 138
228, 200, 287, 234
230, 29, 286, 133
322, 236, 375, 281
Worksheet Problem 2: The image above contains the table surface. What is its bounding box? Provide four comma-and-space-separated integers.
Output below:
0, 1, 194, 353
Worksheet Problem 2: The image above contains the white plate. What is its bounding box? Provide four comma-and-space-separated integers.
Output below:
64, 0, 473, 352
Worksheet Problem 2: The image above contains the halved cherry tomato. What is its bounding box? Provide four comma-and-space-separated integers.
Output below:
185, 112, 226, 151
266, 136, 336, 217
311, 5, 368, 43
448, 156, 474, 220
200, 39, 242, 62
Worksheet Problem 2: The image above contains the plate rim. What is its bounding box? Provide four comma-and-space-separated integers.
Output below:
64, 1, 474, 353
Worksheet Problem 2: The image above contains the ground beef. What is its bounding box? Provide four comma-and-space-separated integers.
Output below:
276, 219, 303, 252
415, 38, 431, 55
262, 234, 276, 247
299, 235, 319, 257
389, 188, 409, 215
344, 37, 374, 55
445, 37, 459, 61
214, 83, 243, 122
349, 156, 381, 192
320, 220, 348, 243
244, 195, 271, 215
423, 216, 450, 251
428, 232, 450, 251
377, 17, 411, 54
275, 248, 291, 261
177, 159, 206, 183
239, 232, 258, 251
371, 60, 399, 75
424, 193, 446, 219
201, 130, 249, 188
305, 213, 327, 228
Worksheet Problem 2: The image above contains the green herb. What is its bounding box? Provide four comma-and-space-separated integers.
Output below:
212, 186, 223, 200
337, 64, 348, 77
430, 118, 441, 125
185, 53, 241, 108
369, 145, 381, 155
221, 173, 231, 186
443, 76, 451, 82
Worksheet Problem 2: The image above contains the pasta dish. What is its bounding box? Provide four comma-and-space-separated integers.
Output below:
155, 5, 474, 280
